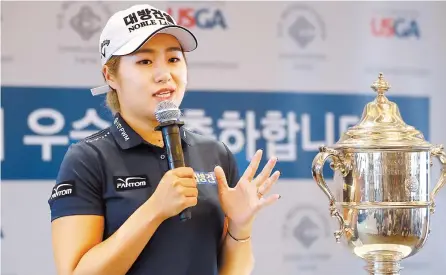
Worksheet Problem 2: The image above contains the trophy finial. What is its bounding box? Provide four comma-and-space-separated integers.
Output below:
371, 72, 391, 96
336, 71, 430, 149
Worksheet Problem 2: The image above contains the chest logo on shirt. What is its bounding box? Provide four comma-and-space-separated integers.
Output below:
195, 171, 217, 185
49, 180, 76, 201
113, 175, 149, 191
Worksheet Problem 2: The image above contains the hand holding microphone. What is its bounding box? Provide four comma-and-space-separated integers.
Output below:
154, 100, 194, 221
150, 167, 198, 221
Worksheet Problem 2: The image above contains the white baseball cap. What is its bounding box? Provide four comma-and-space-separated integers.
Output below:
91, 4, 198, 96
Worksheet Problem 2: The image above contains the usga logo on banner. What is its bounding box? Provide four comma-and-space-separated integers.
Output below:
0, 87, 429, 180
370, 9, 421, 39
166, 6, 227, 29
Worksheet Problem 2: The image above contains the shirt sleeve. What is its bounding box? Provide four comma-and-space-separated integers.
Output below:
48, 142, 104, 222
222, 143, 240, 188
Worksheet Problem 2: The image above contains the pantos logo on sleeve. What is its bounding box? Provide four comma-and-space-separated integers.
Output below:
123, 8, 176, 32
195, 171, 217, 185
50, 181, 76, 201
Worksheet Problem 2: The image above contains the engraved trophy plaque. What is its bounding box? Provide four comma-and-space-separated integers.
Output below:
311, 73, 446, 274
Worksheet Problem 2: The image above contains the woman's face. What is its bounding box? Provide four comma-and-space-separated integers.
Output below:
105, 33, 188, 121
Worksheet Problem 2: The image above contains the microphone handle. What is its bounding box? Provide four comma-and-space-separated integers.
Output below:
161, 125, 192, 222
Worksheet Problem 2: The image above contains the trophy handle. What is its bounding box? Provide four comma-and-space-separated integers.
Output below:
430, 144, 446, 213
312, 146, 350, 243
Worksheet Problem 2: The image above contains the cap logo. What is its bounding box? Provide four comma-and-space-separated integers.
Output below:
123, 8, 176, 33
100, 39, 110, 57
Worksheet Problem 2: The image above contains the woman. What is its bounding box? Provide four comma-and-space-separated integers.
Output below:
48, 4, 281, 275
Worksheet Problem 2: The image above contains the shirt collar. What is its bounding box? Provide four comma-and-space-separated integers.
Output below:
110, 113, 192, 150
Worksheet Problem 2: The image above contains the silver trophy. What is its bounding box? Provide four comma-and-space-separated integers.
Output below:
312, 73, 446, 274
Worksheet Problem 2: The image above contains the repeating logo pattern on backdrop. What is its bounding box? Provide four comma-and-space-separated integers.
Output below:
0, 11, 14, 65
365, 9, 428, 78
162, 2, 235, 71
277, 4, 328, 71
166, 4, 228, 30
370, 9, 421, 39
57, 1, 112, 64
281, 204, 332, 272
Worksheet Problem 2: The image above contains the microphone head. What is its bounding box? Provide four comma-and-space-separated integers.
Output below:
155, 100, 182, 123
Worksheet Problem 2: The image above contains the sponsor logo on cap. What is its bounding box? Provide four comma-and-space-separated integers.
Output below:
101, 39, 110, 58
123, 7, 176, 33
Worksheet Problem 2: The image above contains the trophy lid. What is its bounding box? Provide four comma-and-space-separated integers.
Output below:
334, 73, 431, 150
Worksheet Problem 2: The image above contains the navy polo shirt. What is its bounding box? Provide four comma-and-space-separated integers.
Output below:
48, 113, 240, 275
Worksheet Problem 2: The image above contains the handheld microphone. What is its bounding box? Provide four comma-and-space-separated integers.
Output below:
154, 100, 191, 222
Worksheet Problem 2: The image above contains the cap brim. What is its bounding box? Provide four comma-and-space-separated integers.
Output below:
114, 25, 197, 56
